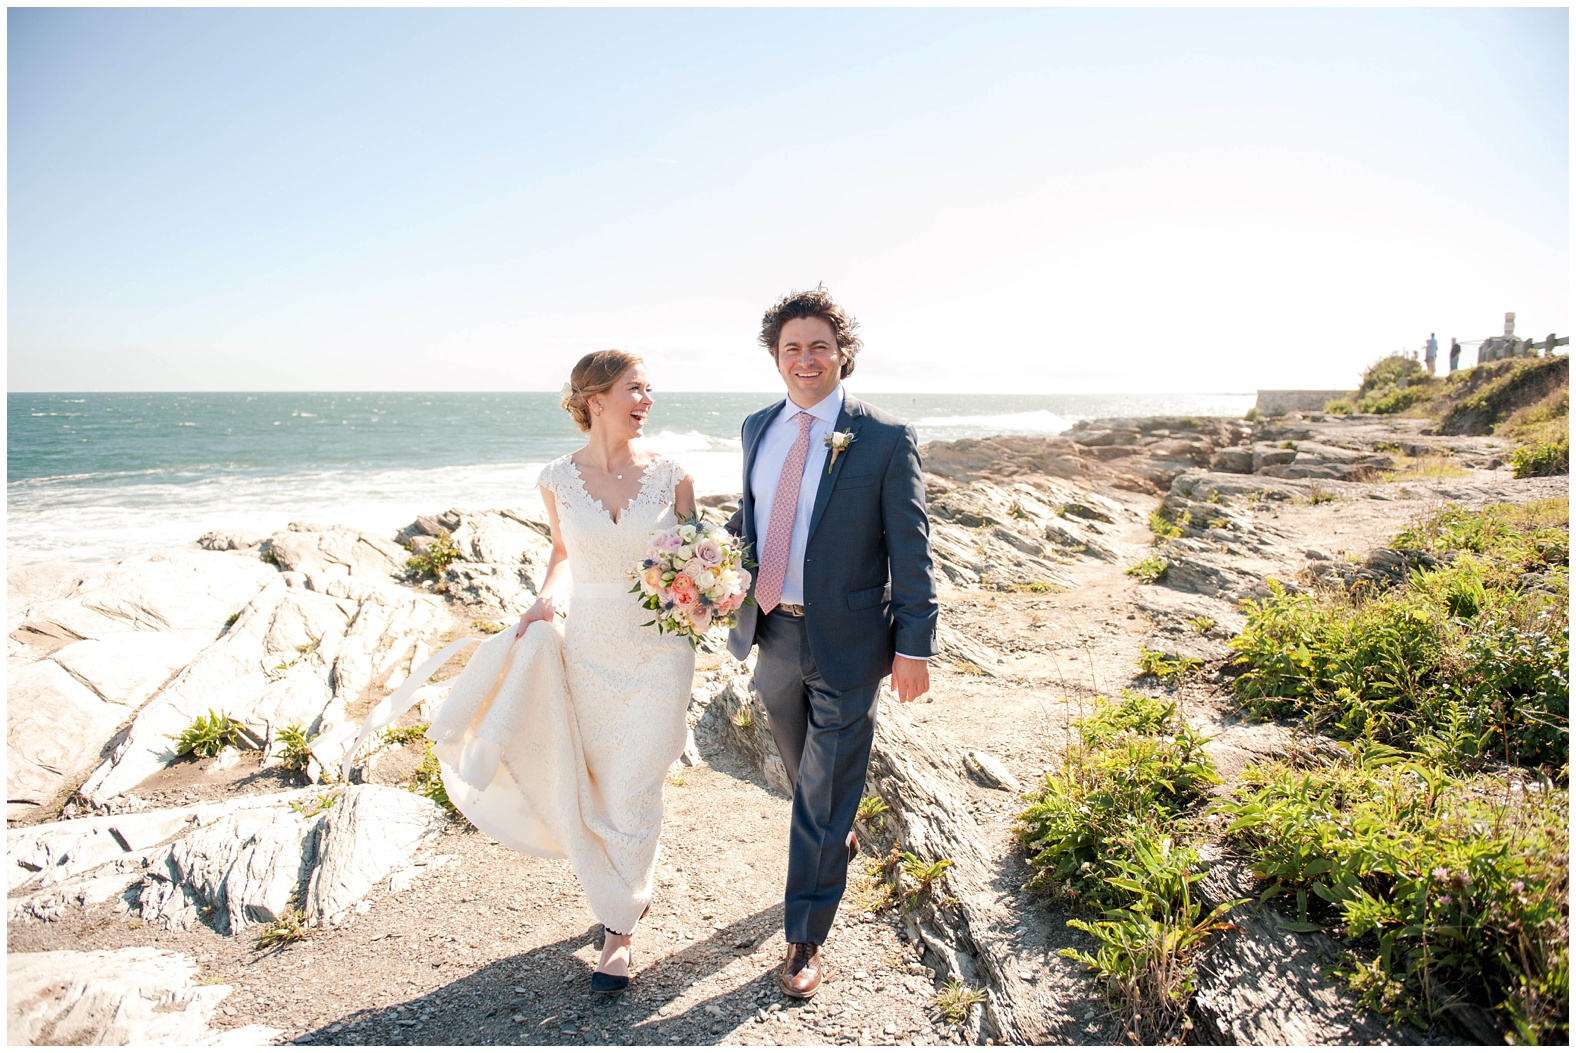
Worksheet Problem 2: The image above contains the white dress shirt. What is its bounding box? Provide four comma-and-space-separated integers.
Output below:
749, 386, 842, 608
749, 386, 926, 663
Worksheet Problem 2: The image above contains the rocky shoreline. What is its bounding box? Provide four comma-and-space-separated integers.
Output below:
7, 409, 1560, 1046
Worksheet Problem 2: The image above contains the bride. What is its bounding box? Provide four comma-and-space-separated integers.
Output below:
421, 349, 697, 993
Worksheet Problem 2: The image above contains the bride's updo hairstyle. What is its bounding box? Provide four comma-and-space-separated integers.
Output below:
562, 349, 644, 432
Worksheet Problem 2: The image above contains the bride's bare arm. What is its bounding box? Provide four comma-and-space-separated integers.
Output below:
515, 487, 572, 637
675, 475, 696, 521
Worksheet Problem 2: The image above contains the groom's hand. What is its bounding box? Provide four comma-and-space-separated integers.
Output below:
889, 655, 930, 703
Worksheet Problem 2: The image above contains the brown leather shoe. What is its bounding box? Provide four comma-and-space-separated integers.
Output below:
847, 829, 860, 862
779, 942, 825, 999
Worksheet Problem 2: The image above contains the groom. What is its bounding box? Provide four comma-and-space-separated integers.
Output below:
728, 288, 939, 999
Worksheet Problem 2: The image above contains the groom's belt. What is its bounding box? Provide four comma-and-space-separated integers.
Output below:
772, 603, 806, 618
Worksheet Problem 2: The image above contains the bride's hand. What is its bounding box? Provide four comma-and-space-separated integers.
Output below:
514, 596, 558, 638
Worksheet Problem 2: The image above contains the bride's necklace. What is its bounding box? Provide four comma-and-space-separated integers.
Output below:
584, 454, 637, 480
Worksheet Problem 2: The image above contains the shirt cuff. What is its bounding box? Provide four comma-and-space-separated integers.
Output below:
894, 652, 930, 662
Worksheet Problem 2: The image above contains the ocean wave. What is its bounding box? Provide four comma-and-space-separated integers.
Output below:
7, 454, 747, 566
912, 410, 1077, 435
645, 429, 743, 455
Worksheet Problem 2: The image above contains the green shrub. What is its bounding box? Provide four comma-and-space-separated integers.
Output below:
1357, 385, 1429, 415
405, 532, 462, 578
169, 710, 250, 759
409, 745, 455, 812
383, 723, 431, 746
1148, 509, 1183, 543
1217, 750, 1569, 1042
1018, 693, 1235, 1041
1510, 438, 1569, 478
1228, 501, 1569, 772
1125, 556, 1168, 584
1323, 397, 1357, 415
1136, 648, 1203, 684
274, 724, 317, 771
1358, 353, 1427, 396
1017, 694, 1217, 904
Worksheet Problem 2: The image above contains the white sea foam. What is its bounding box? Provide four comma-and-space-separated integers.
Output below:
912, 410, 1077, 438
7, 453, 748, 566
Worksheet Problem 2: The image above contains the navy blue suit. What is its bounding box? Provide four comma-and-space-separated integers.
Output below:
728, 391, 938, 944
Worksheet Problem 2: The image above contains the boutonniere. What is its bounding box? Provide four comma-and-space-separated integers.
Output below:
824, 431, 856, 474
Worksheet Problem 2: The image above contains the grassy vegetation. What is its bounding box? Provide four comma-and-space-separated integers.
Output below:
1216, 747, 1568, 1043
1148, 508, 1184, 543
935, 980, 989, 1024
405, 531, 462, 578
274, 724, 318, 771
1220, 497, 1569, 1038
169, 710, 251, 759
1510, 437, 1569, 479
1124, 556, 1167, 584
1376, 453, 1470, 483
254, 907, 311, 950
409, 744, 456, 813
1016, 693, 1237, 1041
1136, 648, 1202, 684
382, 723, 431, 746
1229, 500, 1568, 773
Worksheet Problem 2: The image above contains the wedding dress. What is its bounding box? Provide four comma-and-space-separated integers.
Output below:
346, 454, 695, 934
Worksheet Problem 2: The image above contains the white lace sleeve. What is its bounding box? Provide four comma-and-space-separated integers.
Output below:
665, 458, 692, 508
535, 456, 576, 507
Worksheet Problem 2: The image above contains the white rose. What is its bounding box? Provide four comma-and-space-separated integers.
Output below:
694, 568, 718, 591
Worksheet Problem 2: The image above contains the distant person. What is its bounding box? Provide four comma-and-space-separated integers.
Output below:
1449, 338, 1461, 372
1425, 333, 1438, 375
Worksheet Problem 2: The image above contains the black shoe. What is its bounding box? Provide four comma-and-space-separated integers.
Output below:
590, 969, 630, 994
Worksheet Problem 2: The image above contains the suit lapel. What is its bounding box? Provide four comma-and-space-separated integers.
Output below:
806, 393, 862, 543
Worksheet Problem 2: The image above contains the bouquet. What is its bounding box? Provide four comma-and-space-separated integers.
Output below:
631, 518, 752, 647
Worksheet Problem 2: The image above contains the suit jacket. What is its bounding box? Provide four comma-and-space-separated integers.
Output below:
726, 391, 939, 691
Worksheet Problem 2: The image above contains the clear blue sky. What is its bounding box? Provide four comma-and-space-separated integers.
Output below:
8, 7, 1569, 393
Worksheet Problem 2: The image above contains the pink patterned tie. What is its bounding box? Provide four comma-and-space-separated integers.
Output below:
755, 412, 815, 614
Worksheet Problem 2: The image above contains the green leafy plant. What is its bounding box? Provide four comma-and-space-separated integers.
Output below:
254, 907, 311, 950
897, 853, 954, 911
935, 980, 988, 1024
1137, 648, 1202, 684
1186, 616, 1216, 635
409, 745, 455, 813
731, 706, 756, 729
1510, 437, 1569, 478
856, 795, 890, 825
1228, 501, 1568, 770
1125, 556, 1168, 584
1216, 751, 1568, 1042
1244, 407, 1263, 422
169, 710, 250, 759
1017, 693, 1233, 1040
1061, 832, 1242, 1043
274, 724, 318, 771
1148, 509, 1183, 543
383, 723, 431, 746
471, 618, 508, 634
405, 532, 462, 578
290, 791, 340, 819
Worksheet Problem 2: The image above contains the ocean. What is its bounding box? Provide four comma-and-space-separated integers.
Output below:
7, 391, 1254, 566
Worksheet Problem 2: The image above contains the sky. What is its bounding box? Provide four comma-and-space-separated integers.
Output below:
7, 6, 1570, 394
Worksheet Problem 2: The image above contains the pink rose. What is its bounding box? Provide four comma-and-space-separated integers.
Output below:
690, 608, 712, 633
736, 568, 752, 593
683, 557, 706, 580
641, 565, 665, 592
661, 533, 685, 553
693, 537, 723, 566
670, 574, 699, 608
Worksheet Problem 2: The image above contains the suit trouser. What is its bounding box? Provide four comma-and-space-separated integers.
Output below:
753, 609, 882, 946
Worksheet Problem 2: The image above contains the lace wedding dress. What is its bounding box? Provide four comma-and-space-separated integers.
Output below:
422, 454, 696, 933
